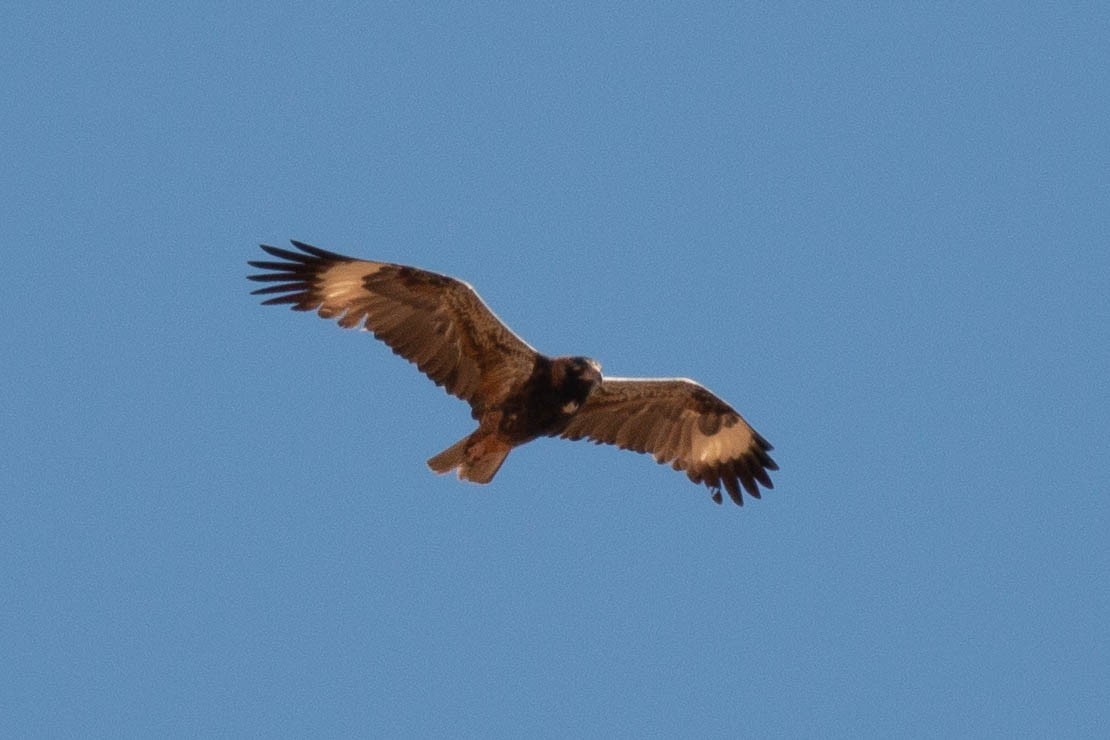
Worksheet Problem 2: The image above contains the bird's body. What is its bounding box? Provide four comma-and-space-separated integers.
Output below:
249, 241, 777, 505
490, 354, 603, 443
428, 354, 603, 484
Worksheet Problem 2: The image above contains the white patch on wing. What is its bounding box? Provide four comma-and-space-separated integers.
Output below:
320, 262, 382, 303
690, 423, 754, 464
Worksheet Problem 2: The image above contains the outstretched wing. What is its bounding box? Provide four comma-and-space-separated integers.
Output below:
248, 241, 538, 412
560, 378, 778, 505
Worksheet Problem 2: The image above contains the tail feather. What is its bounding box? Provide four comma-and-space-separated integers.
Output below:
427, 433, 511, 484
427, 437, 469, 475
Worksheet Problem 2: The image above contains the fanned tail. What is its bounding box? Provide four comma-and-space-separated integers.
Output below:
427, 433, 511, 484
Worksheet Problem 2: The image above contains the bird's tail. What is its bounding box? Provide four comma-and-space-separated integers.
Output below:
427, 433, 511, 484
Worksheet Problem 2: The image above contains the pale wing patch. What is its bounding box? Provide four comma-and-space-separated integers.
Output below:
689, 417, 755, 465
319, 261, 383, 304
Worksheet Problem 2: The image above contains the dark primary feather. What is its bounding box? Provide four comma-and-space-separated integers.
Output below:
248, 241, 537, 412
560, 378, 778, 505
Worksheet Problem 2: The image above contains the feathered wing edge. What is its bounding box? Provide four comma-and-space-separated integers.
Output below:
560, 377, 778, 506
246, 240, 353, 307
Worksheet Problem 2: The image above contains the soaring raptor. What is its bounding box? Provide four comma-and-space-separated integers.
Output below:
248, 241, 778, 505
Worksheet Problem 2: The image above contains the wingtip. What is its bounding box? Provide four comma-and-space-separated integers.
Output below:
289, 239, 344, 260
257, 244, 312, 263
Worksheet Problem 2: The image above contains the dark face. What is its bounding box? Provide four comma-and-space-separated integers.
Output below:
567, 356, 603, 388
549, 356, 602, 415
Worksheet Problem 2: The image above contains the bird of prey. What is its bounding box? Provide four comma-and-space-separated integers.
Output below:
248, 241, 777, 505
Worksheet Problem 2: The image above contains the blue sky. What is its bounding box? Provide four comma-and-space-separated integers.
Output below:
4, 3, 1108, 736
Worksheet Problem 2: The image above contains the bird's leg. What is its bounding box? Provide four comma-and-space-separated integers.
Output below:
466, 412, 506, 462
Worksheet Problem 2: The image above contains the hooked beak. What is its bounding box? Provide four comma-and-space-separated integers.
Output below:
586, 359, 603, 383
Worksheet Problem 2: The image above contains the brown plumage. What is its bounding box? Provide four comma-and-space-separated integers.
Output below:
248, 240, 777, 505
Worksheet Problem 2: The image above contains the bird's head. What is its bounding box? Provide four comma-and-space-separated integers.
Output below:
552, 356, 603, 407
567, 356, 603, 386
